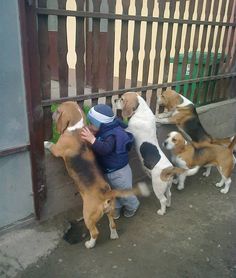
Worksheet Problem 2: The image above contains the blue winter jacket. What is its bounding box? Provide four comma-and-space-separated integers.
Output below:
91, 118, 134, 173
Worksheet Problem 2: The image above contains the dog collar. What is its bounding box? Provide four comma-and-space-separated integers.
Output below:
67, 118, 84, 131
177, 95, 193, 107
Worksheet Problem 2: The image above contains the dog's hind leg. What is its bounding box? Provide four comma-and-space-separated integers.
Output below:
152, 180, 168, 215
215, 176, 225, 188
84, 220, 99, 249
165, 182, 172, 207
220, 177, 231, 194
216, 167, 231, 194
177, 173, 187, 190
156, 194, 167, 215
84, 226, 98, 248
107, 212, 119, 240
83, 208, 102, 249
216, 178, 230, 194
215, 175, 231, 194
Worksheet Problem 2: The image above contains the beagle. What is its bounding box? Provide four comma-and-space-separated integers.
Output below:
164, 131, 236, 194
114, 92, 196, 215
156, 89, 234, 146
44, 101, 149, 248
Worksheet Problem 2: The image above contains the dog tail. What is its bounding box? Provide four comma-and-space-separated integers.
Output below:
160, 166, 199, 181
105, 182, 150, 199
228, 135, 236, 152
185, 166, 200, 176
160, 166, 186, 181
211, 136, 233, 146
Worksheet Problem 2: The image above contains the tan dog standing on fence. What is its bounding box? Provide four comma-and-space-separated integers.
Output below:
156, 89, 234, 146
44, 101, 149, 249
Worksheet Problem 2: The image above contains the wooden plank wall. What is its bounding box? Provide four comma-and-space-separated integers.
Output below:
36, 0, 236, 138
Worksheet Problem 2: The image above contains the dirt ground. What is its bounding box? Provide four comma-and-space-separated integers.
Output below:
3, 125, 236, 278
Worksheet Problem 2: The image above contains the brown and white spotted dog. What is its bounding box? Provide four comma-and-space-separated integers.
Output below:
114, 92, 198, 215
164, 131, 236, 194
44, 101, 149, 248
156, 89, 235, 146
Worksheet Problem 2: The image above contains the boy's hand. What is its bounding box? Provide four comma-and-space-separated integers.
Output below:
81, 127, 96, 144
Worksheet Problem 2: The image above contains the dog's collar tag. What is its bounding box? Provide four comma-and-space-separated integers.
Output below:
67, 118, 84, 131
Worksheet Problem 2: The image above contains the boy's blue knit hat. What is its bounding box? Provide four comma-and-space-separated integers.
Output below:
87, 104, 115, 128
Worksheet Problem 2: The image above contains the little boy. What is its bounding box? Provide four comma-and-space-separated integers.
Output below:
81, 104, 139, 219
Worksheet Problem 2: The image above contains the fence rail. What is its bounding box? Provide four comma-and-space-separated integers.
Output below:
41, 72, 236, 106
36, 8, 236, 27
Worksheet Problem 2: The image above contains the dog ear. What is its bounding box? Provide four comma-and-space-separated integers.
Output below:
56, 111, 70, 134
122, 99, 134, 118
122, 97, 139, 118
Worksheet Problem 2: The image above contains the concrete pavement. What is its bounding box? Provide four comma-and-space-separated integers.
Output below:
7, 166, 236, 278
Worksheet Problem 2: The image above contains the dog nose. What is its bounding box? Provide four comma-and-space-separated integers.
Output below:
163, 141, 167, 148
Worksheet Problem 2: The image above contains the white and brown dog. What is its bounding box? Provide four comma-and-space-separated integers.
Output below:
156, 89, 234, 146
44, 101, 149, 248
164, 131, 236, 194
114, 92, 196, 215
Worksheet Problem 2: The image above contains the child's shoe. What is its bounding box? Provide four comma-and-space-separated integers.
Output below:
123, 208, 138, 218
